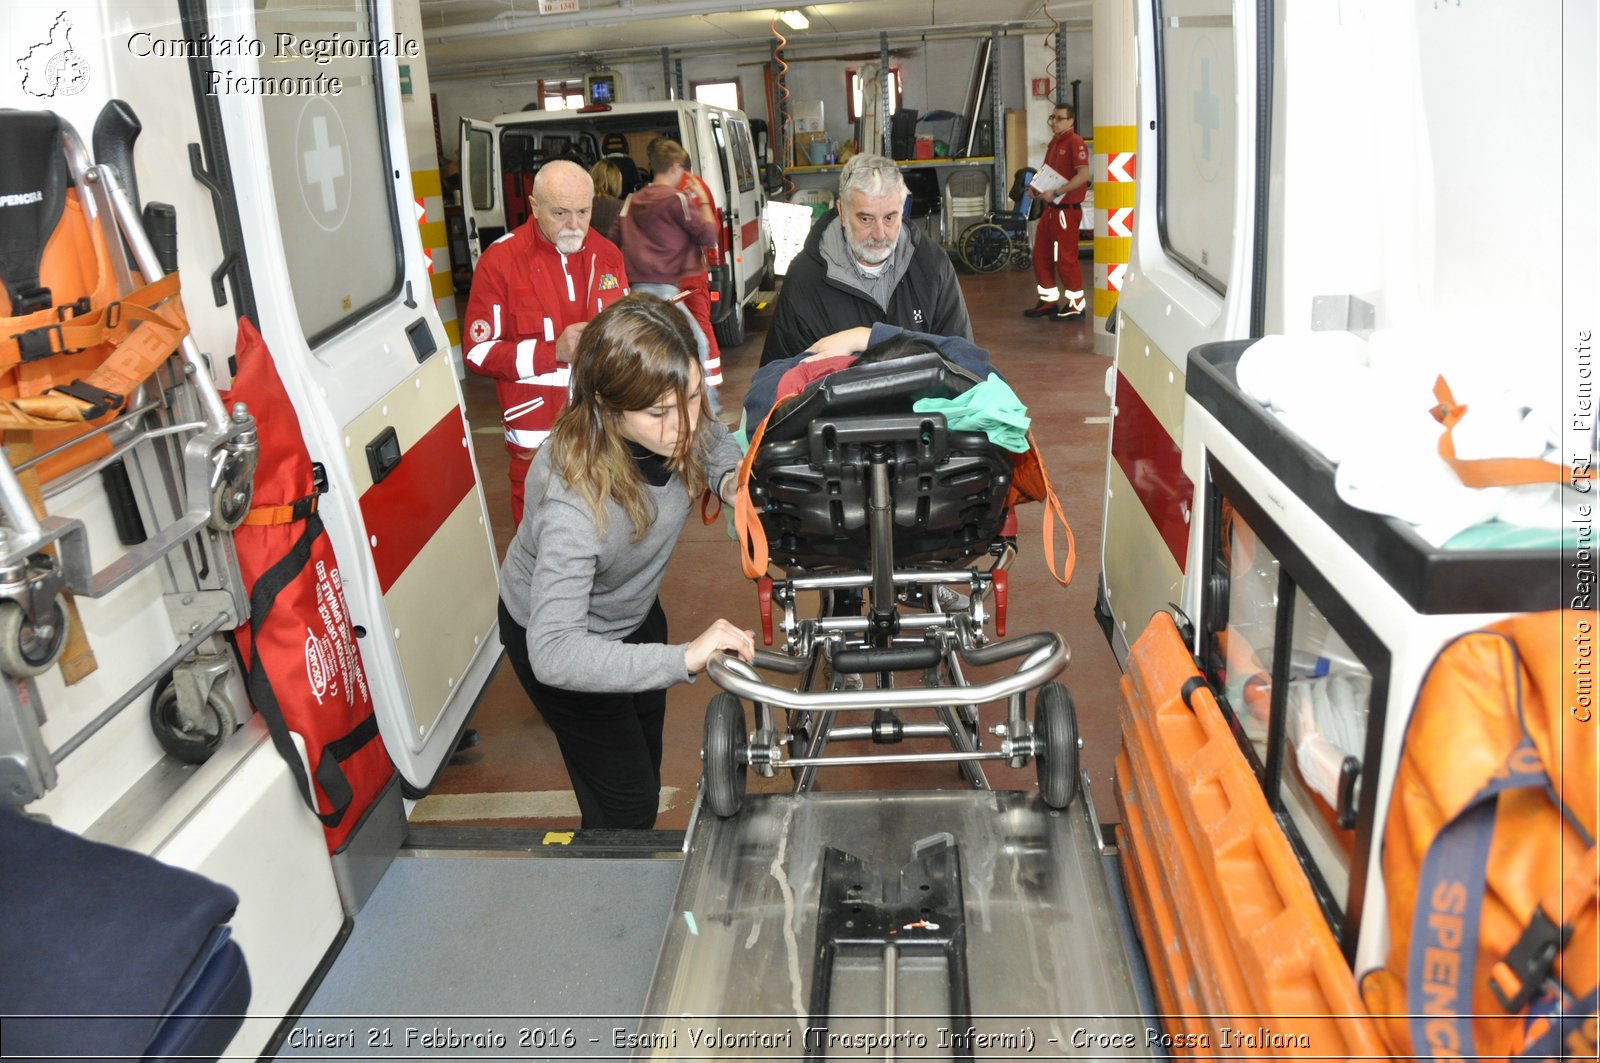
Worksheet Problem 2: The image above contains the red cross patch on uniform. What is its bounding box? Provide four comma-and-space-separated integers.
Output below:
468, 318, 491, 343
598, 273, 620, 290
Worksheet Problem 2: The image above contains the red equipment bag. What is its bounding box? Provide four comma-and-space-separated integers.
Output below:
223, 319, 392, 853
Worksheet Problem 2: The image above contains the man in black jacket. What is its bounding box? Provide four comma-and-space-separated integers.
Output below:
760, 153, 973, 366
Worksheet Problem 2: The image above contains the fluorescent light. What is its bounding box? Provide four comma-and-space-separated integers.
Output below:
779, 9, 809, 30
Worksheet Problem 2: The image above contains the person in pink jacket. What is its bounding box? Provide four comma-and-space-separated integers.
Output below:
617, 139, 722, 407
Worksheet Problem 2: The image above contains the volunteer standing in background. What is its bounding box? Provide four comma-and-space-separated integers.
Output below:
670, 155, 724, 395
618, 139, 723, 406
497, 294, 753, 830
463, 160, 629, 523
1024, 104, 1091, 321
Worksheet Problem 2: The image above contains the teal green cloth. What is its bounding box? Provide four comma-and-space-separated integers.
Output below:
912, 375, 1031, 452
1443, 521, 1574, 552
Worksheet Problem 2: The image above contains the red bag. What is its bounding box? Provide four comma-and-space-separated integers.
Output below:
223, 319, 392, 853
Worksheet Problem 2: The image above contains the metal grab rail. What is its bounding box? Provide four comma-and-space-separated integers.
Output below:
706, 631, 1068, 713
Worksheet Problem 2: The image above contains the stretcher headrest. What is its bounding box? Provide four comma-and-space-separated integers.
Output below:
0, 110, 70, 316
762, 351, 980, 446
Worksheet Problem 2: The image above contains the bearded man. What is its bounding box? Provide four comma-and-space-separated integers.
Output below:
759, 153, 972, 366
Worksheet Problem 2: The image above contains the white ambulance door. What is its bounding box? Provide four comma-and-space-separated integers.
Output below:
1098, 0, 1263, 660
724, 115, 769, 292
459, 117, 503, 266
210, 0, 501, 791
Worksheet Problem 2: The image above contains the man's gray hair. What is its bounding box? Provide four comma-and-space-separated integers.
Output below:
838, 153, 907, 203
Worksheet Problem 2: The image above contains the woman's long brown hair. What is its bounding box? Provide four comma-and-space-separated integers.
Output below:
546, 294, 713, 541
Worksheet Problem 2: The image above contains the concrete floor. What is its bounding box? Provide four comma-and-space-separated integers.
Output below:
413, 263, 1125, 832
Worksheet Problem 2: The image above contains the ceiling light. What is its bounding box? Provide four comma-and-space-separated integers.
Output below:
779, 9, 809, 30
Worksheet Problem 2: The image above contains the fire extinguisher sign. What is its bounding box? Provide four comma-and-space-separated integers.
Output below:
1032, 77, 1053, 99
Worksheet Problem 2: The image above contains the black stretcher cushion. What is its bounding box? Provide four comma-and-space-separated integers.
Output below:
751, 352, 1013, 569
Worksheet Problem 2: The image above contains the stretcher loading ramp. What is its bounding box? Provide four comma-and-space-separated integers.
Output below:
635, 790, 1155, 1059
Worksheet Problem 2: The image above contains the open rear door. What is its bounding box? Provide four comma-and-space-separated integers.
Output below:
1097, 0, 1263, 660
214, 1, 501, 792
459, 118, 503, 267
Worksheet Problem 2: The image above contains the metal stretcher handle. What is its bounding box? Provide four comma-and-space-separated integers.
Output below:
707, 632, 1069, 713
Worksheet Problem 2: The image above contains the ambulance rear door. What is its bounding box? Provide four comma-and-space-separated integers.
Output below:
211, 0, 501, 791
459, 117, 504, 266
1098, 0, 1264, 660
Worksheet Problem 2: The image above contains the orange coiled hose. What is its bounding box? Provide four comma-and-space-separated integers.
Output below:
771, 18, 794, 196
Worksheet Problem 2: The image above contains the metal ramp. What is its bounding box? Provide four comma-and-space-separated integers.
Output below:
635, 790, 1154, 1060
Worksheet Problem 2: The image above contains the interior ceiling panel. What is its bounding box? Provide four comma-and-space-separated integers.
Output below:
419, 1, 1077, 78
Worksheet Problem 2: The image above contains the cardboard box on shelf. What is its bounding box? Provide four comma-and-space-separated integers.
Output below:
792, 99, 824, 133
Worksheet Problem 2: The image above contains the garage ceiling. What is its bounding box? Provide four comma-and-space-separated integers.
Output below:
420, 0, 1088, 79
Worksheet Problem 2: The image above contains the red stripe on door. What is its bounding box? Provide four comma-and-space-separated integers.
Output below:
359, 409, 476, 594
741, 218, 761, 249
1111, 370, 1192, 567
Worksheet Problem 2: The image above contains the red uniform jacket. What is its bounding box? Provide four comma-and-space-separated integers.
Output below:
1041, 129, 1090, 207
463, 221, 629, 449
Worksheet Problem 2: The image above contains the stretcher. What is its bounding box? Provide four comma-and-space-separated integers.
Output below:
700, 352, 1080, 814
638, 355, 1150, 1057
0, 108, 256, 808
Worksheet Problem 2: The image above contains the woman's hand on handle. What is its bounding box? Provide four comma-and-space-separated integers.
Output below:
684, 619, 756, 675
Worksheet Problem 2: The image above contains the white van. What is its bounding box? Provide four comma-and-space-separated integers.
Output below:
460, 100, 771, 346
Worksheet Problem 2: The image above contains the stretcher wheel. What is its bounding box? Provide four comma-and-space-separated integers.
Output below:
0, 598, 69, 678
958, 223, 1011, 273
702, 693, 747, 817
208, 467, 254, 532
1034, 681, 1079, 810
148, 673, 236, 764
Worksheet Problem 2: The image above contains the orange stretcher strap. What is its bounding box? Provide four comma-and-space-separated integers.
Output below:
1431, 376, 1571, 489
0, 277, 188, 430
1022, 429, 1075, 587
242, 495, 319, 527
733, 411, 773, 580
0, 263, 179, 368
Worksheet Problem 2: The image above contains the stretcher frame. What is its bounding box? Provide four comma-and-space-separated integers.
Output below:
700, 399, 1080, 816
0, 112, 258, 805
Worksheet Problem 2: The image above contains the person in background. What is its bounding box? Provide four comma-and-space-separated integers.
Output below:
588, 158, 625, 243
617, 138, 723, 410
663, 146, 725, 393
759, 153, 972, 366
1023, 103, 1091, 321
463, 160, 629, 523
497, 294, 753, 830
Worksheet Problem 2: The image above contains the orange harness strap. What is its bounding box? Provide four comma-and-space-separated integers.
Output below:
0, 275, 187, 429
1431, 376, 1572, 489
733, 411, 774, 580
1021, 429, 1075, 587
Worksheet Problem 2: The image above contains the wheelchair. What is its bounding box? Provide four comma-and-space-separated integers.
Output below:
699, 352, 1080, 817
957, 167, 1040, 274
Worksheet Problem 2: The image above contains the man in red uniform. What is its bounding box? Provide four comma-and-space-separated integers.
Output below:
1024, 104, 1091, 321
464, 160, 629, 523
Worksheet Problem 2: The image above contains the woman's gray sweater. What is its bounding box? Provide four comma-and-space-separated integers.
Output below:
498, 425, 743, 692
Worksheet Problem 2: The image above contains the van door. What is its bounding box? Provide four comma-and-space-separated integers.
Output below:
724, 116, 769, 290
459, 118, 503, 264
226, 2, 502, 790
703, 112, 762, 347
1097, 0, 1261, 660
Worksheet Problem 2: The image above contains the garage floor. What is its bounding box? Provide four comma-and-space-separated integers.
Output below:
415, 265, 1124, 834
